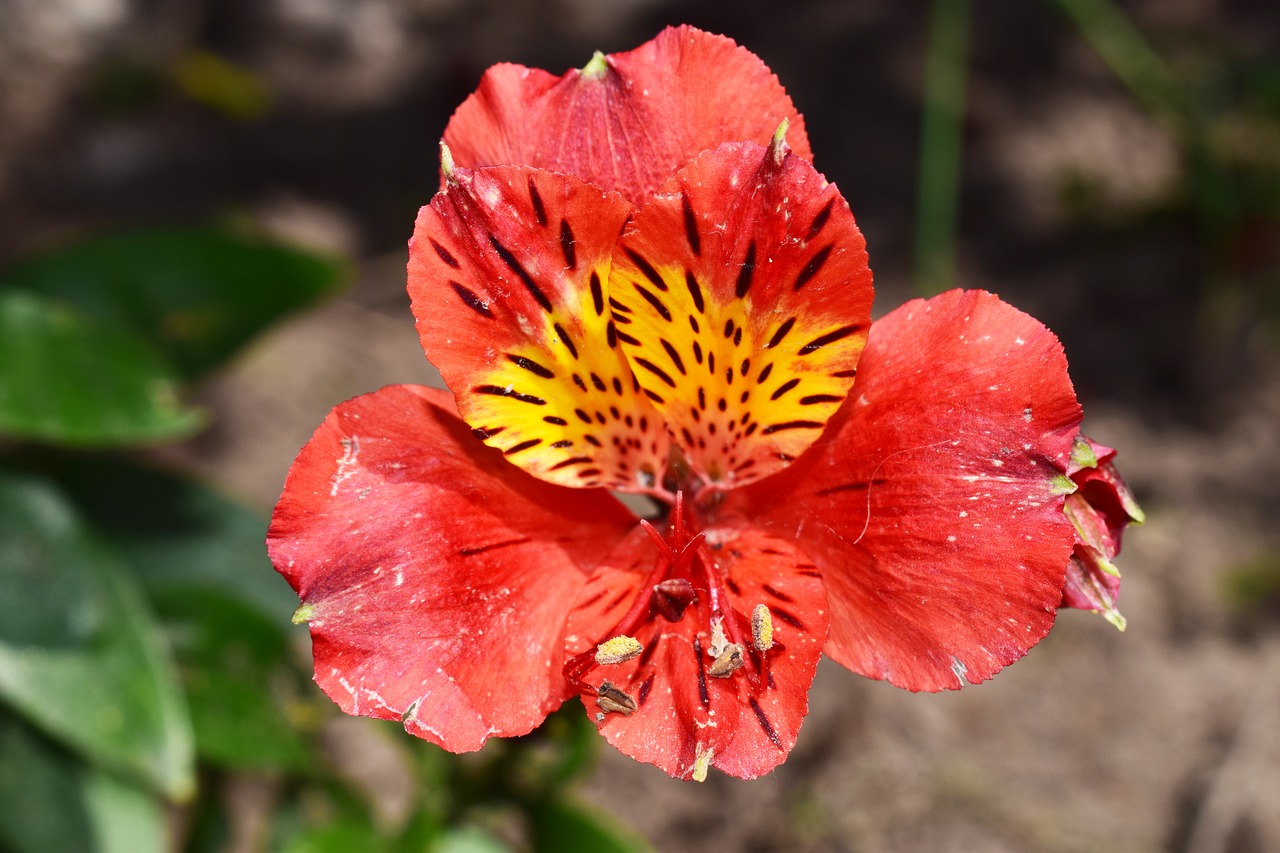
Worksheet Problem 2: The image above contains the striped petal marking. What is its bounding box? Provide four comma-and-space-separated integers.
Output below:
608, 134, 874, 488
408, 159, 670, 491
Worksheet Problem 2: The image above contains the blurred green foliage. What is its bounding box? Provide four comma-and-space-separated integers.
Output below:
0, 227, 650, 852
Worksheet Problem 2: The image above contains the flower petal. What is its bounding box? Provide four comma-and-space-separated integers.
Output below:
703, 527, 829, 780
1060, 436, 1142, 630
267, 384, 636, 751
726, 290, 1083, 692
563, 517, 827, 780
609, 139, 873, 487
442, 26, 812, 204
408, 164, 669, 491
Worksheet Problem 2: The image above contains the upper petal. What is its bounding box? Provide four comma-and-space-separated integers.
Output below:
442, 26, 812, 204
725, 290, 1083, 692
408, 163, 669, 491
267, 384, 636, 751
609, 139, 873, 488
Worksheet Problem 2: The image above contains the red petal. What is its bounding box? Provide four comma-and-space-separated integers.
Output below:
564, 526, 740, 779
408, 164, 669, 491
443, 26, 812, 204
704, 527, 828, 780
609, 139, 873, 487
564, 517, 827, 780
725, 290, 1083, 692
1059, 435, 1141, 630
267, 385, 635, 751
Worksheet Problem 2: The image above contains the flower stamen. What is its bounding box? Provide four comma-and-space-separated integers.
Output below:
708, 642, 746, 678
595, 635, 644, 665
597, 680, 638, 716
751, 603, 774, 651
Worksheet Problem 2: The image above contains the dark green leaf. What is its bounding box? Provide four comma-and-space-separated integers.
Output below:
0, 291, 205, 446
37, 457, 309, 769
0, 715, 94, 853
0, 471, 195, 799
0, 715, 167, 853
48, 455, 297, 621
162, 588, 310, 770
3, 227, 346, 377
528, 797, 653, 853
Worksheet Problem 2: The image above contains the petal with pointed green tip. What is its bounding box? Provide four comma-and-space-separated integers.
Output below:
443, 25, 812, 205
267, 384, 636, 751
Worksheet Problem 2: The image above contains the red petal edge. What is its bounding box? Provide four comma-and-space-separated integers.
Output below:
727, 290, 1083, 692
443, 25, 812, 204
267, 385, 635, 750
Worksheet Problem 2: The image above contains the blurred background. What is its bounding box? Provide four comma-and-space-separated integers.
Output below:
1, 0, 1278, 851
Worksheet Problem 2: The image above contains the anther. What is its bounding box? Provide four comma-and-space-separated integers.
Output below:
708, 643, 745, 678
707, 616, 729, 658
653, 578, 696, 622
751, 603, 774, 651
595, 635, 643, 666
597, 681, 637, 716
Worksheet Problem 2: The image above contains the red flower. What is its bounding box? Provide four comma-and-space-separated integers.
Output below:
269, 27, 1123, 781
1060, 436, 1144, 630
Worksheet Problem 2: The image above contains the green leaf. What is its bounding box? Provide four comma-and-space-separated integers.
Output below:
3, 227, 346, 378
163, 588, 310, 770
81, 762, 169, 853
0, 715, 94, 853
528, 797, 654, 853
0, 471, 195, 799
47, 456, 297, 621
435, 826, 513, 853
0, 291, 206, 446
0, 715, 167, 853
34, 458, 307, 769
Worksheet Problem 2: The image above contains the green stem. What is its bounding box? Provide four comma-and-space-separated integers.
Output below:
1051, 0, 1183, 125
914, 0, 972, 296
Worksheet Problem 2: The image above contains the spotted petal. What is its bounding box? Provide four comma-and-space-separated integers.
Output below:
442, 25, 812, 204
408, 164, 669, 491
267, 385, 636, 751
726, 290, 1082, 692
564, 517, 827, 780
609, 139, 873, 487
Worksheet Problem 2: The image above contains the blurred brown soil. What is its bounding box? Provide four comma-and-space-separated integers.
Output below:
2, 1, 1278, 851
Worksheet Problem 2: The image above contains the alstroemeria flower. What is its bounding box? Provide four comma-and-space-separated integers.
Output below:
1060, 436, 1144, 631
269, 27, 1125, 782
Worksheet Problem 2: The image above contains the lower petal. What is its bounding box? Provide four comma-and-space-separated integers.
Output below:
564, 510, 827, 780
728, 290, 1083, 692
268, 385, 635, 751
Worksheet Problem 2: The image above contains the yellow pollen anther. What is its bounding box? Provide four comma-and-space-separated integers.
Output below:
751, 604, 774, 651
708, 643, 745, 678
595, 635, 643, 666
597, 680, 637, 716
691, 744, 714, 782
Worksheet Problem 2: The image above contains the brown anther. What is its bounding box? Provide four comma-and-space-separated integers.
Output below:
751, 603, 774, 651
597, 680, 637, 715
708, 643, 746, 678
653, 578, 696, 622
